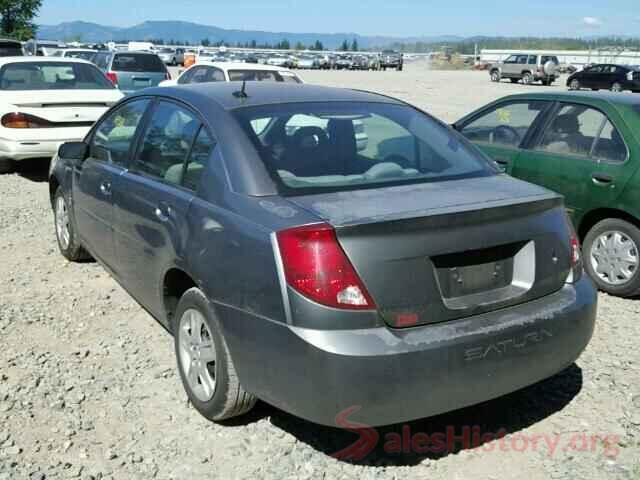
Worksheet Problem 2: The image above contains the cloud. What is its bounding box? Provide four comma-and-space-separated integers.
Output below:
582, 16, 603, 27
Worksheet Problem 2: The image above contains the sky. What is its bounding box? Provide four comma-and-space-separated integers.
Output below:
37, 0, 640, 38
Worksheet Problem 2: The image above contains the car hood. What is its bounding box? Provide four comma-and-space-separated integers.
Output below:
284, 174, 558, 227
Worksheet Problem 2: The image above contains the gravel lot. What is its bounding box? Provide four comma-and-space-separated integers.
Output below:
1, 61, 639, 480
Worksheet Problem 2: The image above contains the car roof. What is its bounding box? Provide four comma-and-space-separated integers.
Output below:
0, 56, 95, 66
143, 82, 404, 110
193, 62, 293, 73
492, 91, 640, 108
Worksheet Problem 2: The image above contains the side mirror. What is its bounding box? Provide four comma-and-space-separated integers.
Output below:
58, 142, 89, 162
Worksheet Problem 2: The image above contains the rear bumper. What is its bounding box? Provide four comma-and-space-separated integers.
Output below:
0, 135, 87, 161
219, 276, 597, 427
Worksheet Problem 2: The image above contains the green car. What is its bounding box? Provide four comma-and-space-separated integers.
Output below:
455, 91, 640, 297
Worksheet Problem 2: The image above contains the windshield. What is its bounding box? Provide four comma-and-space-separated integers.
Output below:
228, 69, 301, 83
233, 102, 496, 194
0, 62, 114, 90
112, 53, 166, 72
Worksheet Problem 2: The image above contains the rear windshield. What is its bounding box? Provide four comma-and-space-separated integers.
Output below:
112, 53, 166, 73
233, 102, 496, 194
0, 41, 23, 57
228, 69, 301, 83
0, 62, 114, 90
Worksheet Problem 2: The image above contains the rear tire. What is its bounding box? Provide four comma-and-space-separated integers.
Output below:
569, 79, 581, 90
583, 218, 640, 297
173, 288, 257, 422
0, 158, 14, 174
53, 187, 91, 262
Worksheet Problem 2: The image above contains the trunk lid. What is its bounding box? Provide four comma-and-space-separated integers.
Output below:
1, 90, 123, 123
286, 175, 573, 327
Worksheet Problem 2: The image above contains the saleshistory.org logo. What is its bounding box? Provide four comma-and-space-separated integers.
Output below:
332, 406, 620, 461
464, 329, 553, 362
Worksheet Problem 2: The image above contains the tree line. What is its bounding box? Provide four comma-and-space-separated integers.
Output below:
382, 36, 640, 54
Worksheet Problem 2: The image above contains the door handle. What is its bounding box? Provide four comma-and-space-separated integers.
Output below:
99, 181, 112, 196
154, 203, 172, 222
592, 173, 613, 186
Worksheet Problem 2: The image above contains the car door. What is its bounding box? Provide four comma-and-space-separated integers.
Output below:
501, 55, 518, 77
581, 65, 603, 89
72, 99, 150, 273
511, 102, 631, 225
113, 99, 211, 317
456, 99, 552, 173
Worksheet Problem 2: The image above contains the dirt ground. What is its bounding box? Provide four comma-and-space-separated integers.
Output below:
1, 61, 639, 480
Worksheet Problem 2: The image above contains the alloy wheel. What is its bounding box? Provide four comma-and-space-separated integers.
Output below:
55, 195, 70, 251
178, 309, 217, 402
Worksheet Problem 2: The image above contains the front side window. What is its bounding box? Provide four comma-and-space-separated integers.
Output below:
460, 101, 548, 147
134, 102, 201, 185
91, 100, 150, 166
504, 55, 517, 64
233, 102, 496, 194
536, 104, 607, 157
0, 62, 114, 91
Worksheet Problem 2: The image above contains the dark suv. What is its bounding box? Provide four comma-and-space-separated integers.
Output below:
380, 50, 403, 71
567, 64, 640, 93
49, 83, 596, 428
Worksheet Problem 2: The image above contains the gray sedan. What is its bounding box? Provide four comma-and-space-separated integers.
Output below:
49, 83, 597, 427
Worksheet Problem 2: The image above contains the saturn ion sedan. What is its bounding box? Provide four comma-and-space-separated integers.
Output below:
49, 82, 597, 427
0, 57, 123, 174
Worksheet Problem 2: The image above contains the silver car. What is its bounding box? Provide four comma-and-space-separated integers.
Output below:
490, 53, 559, 86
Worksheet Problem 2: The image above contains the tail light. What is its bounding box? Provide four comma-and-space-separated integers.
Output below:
566, 216, 583, 284
276, 223, 376, 310
105, 71, 118, 86
1, 112, 53, 129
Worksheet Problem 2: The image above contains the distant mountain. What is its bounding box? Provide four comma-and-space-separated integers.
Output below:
36, 20, 465, 49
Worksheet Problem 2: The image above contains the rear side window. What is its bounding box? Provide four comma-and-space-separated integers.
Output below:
541, 56, 559, 65
528, 56, 537, 65
460, 101, 548, 147
592, 120, 627, 163
183, 128, 214, 191
536, 104, 607, 157
113, 54, 166, 73
134, 101, 200, 185
91, 100, 150, 166
228, 69, 301, 83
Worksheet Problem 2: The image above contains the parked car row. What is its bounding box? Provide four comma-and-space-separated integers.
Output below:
9, 44, 640, 431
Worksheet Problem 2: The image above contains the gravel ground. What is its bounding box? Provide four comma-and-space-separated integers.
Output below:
1, 62, 639, 480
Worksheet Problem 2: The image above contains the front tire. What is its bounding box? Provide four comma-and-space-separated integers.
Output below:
490, 70, 501, 82
174, 288, 257, 421
522, 72, 533, 85
53, 187, 90, 262
611, 82, 623, 93
0, 158, 14, 174
583, 218, 640, 297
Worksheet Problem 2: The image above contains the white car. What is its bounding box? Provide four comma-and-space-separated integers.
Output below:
159, 63, 368, 151
0, 57, 124, 173
159, 62, 303, 86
